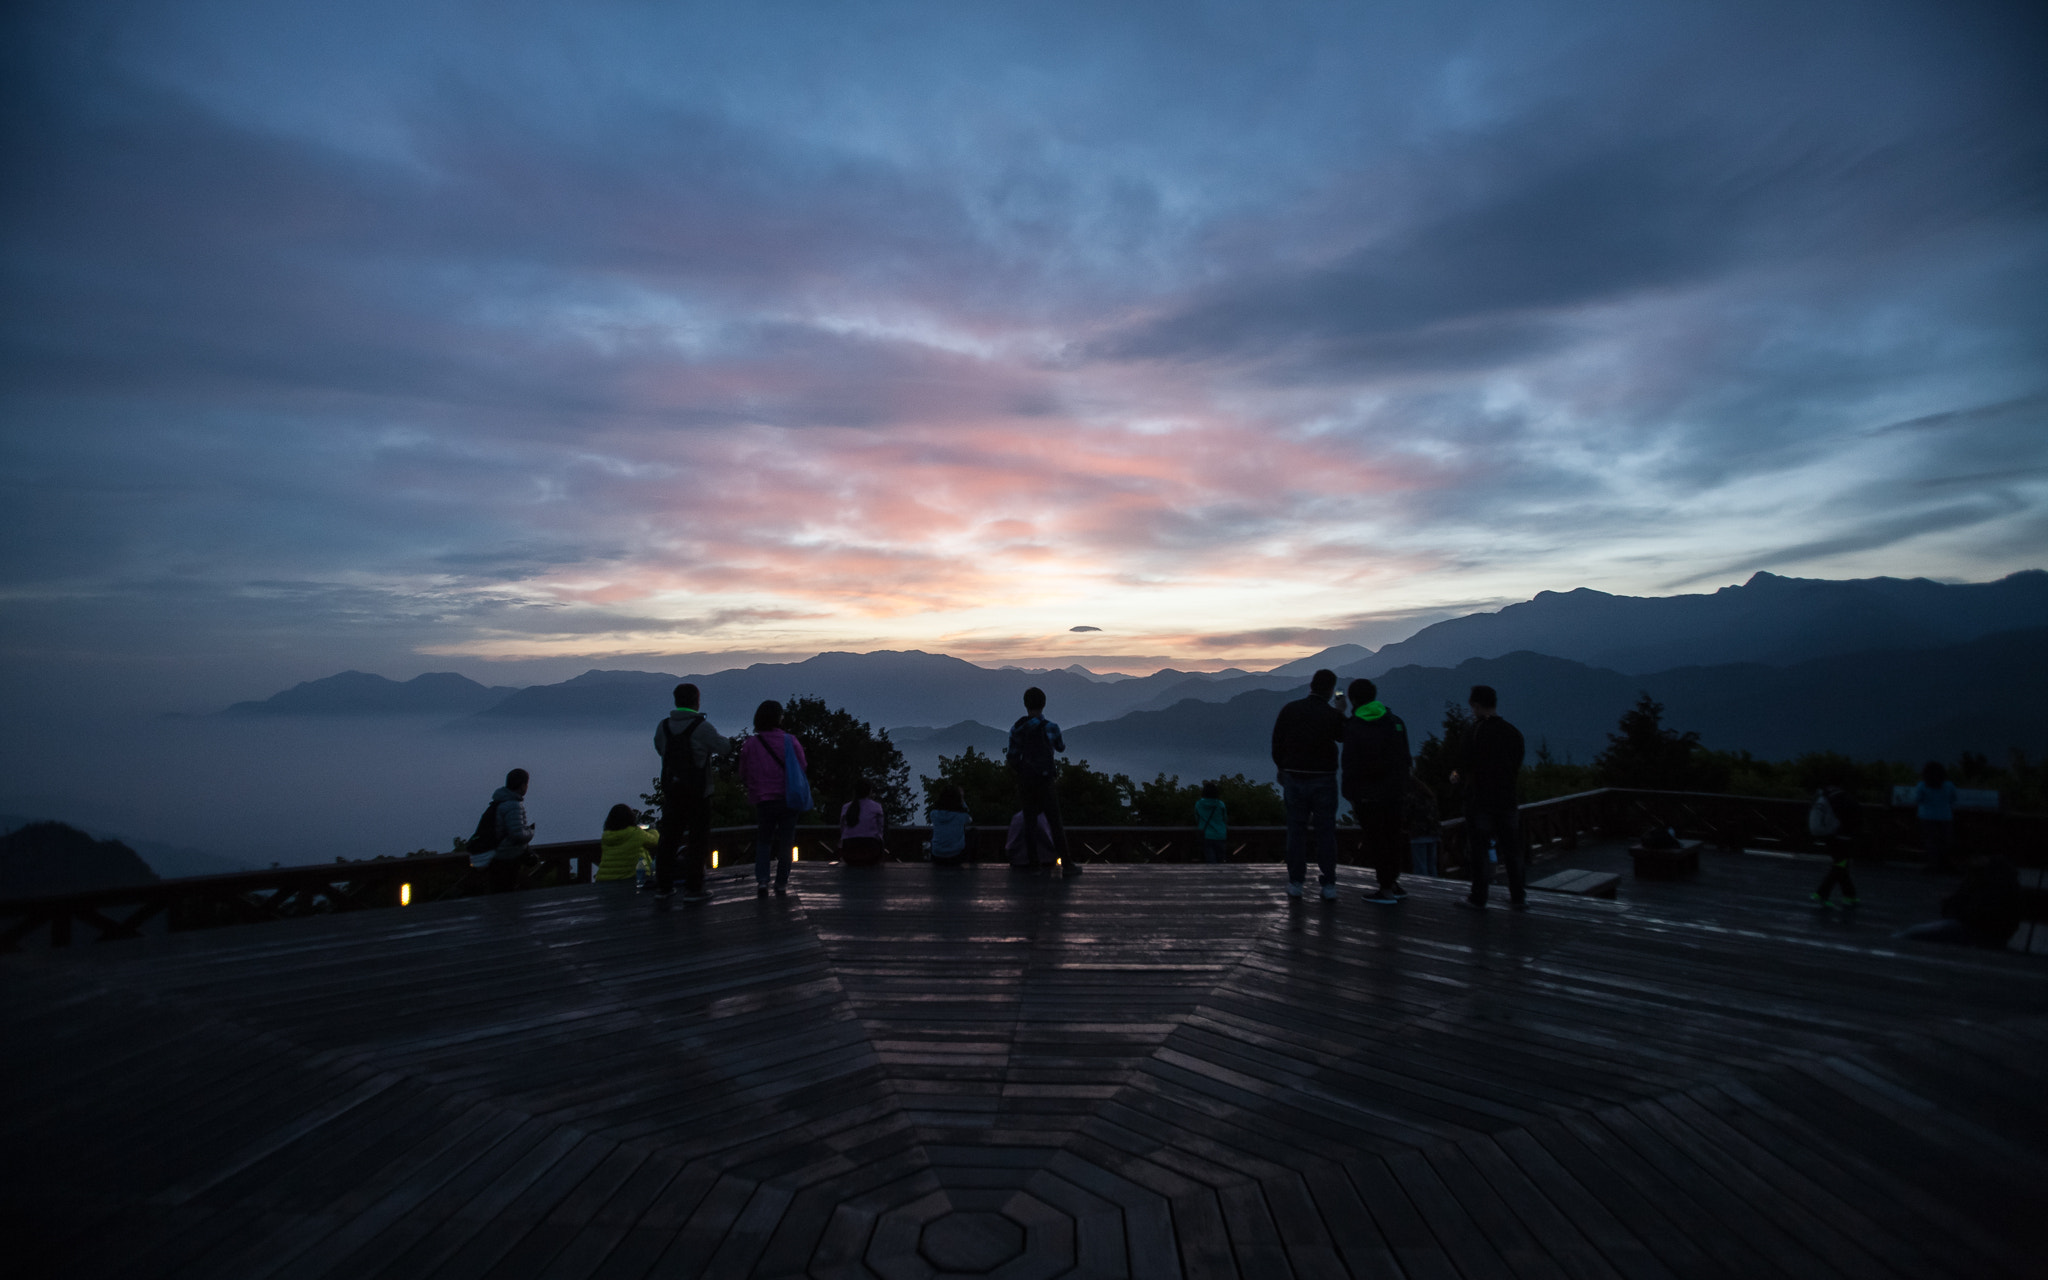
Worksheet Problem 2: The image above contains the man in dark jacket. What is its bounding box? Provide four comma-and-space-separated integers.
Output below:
1342, 679, 1411, 905
1452, 684, 1527, 910
654, 683, 732, 904
1271, 669, 1345, 900
1006, 686, 1075, 876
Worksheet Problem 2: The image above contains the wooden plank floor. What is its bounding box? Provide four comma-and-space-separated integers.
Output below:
4, 851, 2045, 1279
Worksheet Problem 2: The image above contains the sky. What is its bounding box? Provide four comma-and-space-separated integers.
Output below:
4, 0, 2046, 714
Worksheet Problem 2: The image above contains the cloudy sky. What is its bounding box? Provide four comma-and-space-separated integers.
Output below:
4, 0, 2045, 709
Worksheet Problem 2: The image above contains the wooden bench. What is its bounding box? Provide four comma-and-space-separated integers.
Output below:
1630, 839, 1701, 879
1530, 870, 1621, 899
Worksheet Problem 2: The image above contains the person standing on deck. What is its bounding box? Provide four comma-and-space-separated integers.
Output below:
1452, 685, 1527, 911
654, 683, 731, 905
1195, 781, 1229, 864
1342, 679, 1412, 906
1271, 669, 1345, 901
1006, 687, 1076, 876
1913, 760, 1959, 872
739, 700, 807, 897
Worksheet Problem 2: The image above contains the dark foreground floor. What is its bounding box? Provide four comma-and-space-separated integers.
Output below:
4, 854, 2046, 1279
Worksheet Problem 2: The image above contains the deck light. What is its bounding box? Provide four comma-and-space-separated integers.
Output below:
399, 882, 411, 906
791, 846, 800, 861
710, 850, 719, 869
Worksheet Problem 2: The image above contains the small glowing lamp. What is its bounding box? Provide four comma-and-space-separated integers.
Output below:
399, 882, 412, 906
791, 846, 800, 861
710, 850, 719, 869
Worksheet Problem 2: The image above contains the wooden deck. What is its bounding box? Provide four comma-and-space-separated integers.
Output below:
5, 850, 2046, 1279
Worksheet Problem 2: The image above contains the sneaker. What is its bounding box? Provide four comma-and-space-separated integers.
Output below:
1321, 883, 1339, 902
1509, 898, 1529, 912
757, 883, 770, 898
681, 890, 710, 904
774, 883, 789, 897
1286, 881, 1305, 899
652, 890, 673, 907
1061, 862, 1083, 879
1361, 890, 1399, 906
1387, 886, 1409, 900
1809, 892, 1828, 905
1840, 897, 1859, 909
1454, 896, 1487, 912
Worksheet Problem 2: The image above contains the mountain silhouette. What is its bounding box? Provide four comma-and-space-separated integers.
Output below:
225, 670, 521, 716
1357, 569, 2048, 675
1068, 628, 2048, 779
470, 651, 1238, 729
1, 821, 160, 897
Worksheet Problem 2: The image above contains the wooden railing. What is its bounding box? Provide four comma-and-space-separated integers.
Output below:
6, 791, 2041, 950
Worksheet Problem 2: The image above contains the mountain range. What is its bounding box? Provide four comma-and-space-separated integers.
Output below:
212, 571, 2047, 766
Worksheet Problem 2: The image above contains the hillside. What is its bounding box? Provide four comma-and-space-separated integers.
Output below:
1065, 628, 2048, 780
0, 821, 160, 897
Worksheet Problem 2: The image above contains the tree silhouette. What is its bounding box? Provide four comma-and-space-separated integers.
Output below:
1595, 693, 1713, 790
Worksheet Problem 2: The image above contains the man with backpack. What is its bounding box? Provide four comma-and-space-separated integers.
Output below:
1342, 679, 1412, 905
467, 768, 536, 894
654, 683, 732, 905
1006, 687, 1075, 876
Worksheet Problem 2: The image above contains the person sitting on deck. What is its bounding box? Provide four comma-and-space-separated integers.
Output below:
1894, 854, 2022, 948
839, 779, 887, 866
1194, 781, 1228, 864
1005, 810, 1054, 864
469, 768, 536, 894
596, 804, 658, 884
928, 784, 972, 865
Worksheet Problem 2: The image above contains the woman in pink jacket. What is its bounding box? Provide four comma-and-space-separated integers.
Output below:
738, 699, 808, 895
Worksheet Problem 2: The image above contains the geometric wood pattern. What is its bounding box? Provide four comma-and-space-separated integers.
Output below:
4, 856, 2045, 1278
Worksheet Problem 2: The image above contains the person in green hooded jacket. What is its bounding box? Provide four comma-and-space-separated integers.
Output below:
1341, 679, 1412, 905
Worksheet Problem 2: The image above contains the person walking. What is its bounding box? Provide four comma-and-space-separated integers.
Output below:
469, 768, 536, 893
1342, 679, 1411, 906
839, 779, 887, 866
1451, 685, 1526, 911
739, 700, 808, 896
1271, 668, 1345, 901
1809, 784, 1864, 908
653, 683, 731, 904
1913, 761, 1959, 872
1194, 781, 1229, 864
1005, 687, 1075, 876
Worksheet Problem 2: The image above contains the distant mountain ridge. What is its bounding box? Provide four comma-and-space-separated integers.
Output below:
1067, 627, 2048, 781
225, 670, 521, 716
470, 650, 1240, 730
219, 570, 2045, 734
1357, 569, 2048, 675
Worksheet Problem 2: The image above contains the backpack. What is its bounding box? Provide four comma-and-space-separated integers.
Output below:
1808, 790, 1842, 838
1006, 717, 1057, 778
659, 716, 707, 794
781, 735, 813, 813
468, 799, 502, 854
